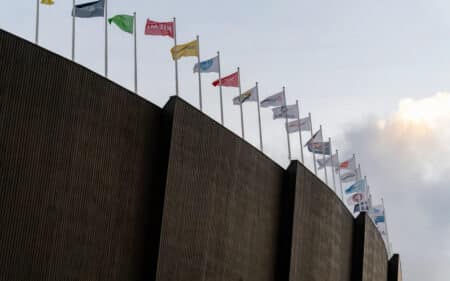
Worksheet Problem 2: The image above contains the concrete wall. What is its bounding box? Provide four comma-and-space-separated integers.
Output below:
287, 161, 354, 281
0, 30, 169, 281
0, 29, 399, 281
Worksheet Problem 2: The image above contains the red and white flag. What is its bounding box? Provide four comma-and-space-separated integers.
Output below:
212, 71, 239, 87
145, 19, 174, 38
339, 157, 356, 170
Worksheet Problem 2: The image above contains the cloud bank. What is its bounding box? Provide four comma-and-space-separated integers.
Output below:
342, 92, 450, 281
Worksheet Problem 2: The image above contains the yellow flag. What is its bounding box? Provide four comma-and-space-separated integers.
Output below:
41, 0, 55, 5
170, 39, 198, 60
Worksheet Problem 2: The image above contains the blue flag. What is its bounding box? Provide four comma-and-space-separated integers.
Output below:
374, 215, 385, 224
72, 0, 104, 18
345, 179, 366, 194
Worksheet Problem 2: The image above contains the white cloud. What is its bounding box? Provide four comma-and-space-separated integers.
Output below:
342, 93, 450, 281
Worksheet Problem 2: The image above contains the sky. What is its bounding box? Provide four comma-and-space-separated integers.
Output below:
2, 0, 450, 279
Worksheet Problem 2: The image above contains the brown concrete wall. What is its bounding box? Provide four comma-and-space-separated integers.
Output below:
0, 30, 168, 281
353, 214, 389, 281
155, 98, 287, 281
0, 29, 397, 281
287, 161, 354, 281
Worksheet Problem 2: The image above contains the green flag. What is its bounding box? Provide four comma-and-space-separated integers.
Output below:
108, 15, 134, 34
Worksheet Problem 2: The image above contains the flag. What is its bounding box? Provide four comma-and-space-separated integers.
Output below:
170, 39, 198, 60
353, 201, 370, 213
305, 129, 322, 146
108, 15, 134, 34
345, 179, 366, 194
369, 205, 386, 224
374, 215, 385, 224
307, 141, 331, 155
340, 170, 358, 183
233, 86, 258, 105
212, 71, 239, 87
339, 157, 356, 170
72, 0, 104, 18
260, 92, 285, 107
286, 117, 311, 133
41, 0, 54, 5
317, 153, 339, 169
144, 19, 174, 38
272, 105, 298, 119
193, 56, 219, 73
347, 192, 367, 205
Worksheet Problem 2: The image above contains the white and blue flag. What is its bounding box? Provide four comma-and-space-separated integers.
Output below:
72, 0, 105, 18
193, 56, 220, 73
345, 179, 366, 194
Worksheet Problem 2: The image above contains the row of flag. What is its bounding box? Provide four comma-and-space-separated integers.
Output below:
34, 0, 391, 251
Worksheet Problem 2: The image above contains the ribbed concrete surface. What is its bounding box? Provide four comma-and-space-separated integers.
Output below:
287, 161, 354, 281
0, 29, 400, 281
0, 30, 168, 281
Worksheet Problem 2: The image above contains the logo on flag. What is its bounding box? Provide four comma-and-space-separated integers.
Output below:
193, 56, 220, 73
347, 192, 367, 205
233, 87, 258, 105
286, 117, 311, 133
41, 0, 54, 5
272, 105, 298, 119
260, 92, 285, 107
345, 179, 366, 194
339, 157, 356, 170
340, 170, 358, 183
212, 71, 239, 87
353, 201, 370, 213
317, 154, 339, 169
145, 19, 174, 38
307, 142, 331, 155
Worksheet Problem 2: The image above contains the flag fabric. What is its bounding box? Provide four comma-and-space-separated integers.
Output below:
41, 0, 54, 5
260, 92, 285, 107
286, 117, 311, 133
144, 19, 174, 38
108, 15, 134, 34
193, 56, 220, 73
72, 0, 104, 18
272, 105, 298, 119
233, 86, 258, 105
339, 157, 356, 170
170, 39, 198, 60
305, 129, 323, 146
347, 192, 367, 205
369, 205, 386, 224
317, 153, 339, 169
345, 179, 366, 194
340, 170, 358, 183
353, 201, 370, 213
212, 71, 239, 87
307, 141, 331, 155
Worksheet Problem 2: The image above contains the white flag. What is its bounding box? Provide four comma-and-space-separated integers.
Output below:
305, 128, 323, 147
233, 86, 258, 105
272, 104, 298, 119
347, 192, 368, 205
339, 157, 356, 170
317, 153, 339, 169
193, 55, 220, 73
340, 170, 358, 183
260, 92, 285, 107
286, 116, 311, 133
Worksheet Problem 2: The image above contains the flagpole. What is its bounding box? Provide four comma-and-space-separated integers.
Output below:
336, 149, 344, 200
329, 137, 336, 192
256, 82, 263, 151
196, 35, 203, 111
321, 125, 328, 185
217, 51, 224, 125
381, 197, 392, 256
283, 87, 291, 161
35, 0, 40, 44
72, 0, 75, 61
296, 100, 304, 163
104, 0, 108, 77
309, 112, 317, 175
237, 67, 245, 139
173, 17, 179, 96
133, 12, 138, 93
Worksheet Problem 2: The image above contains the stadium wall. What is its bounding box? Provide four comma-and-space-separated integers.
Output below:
0, 29, 401, 281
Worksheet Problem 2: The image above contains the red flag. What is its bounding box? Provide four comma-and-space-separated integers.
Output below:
145, 19, 174, 38
212, 71, 239, 87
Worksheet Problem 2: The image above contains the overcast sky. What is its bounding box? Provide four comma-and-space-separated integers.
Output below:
2, 0, 450, 279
